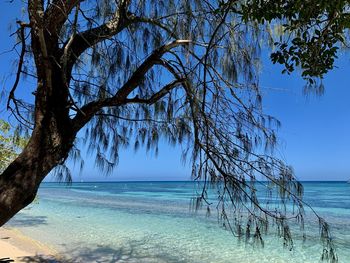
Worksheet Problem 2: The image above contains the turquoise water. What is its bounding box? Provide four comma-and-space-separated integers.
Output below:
6, 181, 350, 262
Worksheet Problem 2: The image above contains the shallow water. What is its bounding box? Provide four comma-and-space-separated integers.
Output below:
6, 181, 350, 262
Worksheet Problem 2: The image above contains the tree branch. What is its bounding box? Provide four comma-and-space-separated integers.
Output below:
7, 22, 27, 109
65, 1, 132, 68
95, 113, 168, 124
111, 40, 191, 101
44, 0, 86, 35
125, 79, 185, 105
128, 14, 176, 37
72, 40, 191, 131
28, 0, 52, 86
61, 3, 84, 115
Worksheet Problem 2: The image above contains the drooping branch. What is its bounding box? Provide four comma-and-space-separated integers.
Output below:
111, 40, 191, 101
72, 40, 191, 131
126, 79, 185, 105
7, 22, 28, 110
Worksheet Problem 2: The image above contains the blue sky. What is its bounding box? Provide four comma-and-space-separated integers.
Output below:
261, 56, 350, 181
0, 2, 349, 181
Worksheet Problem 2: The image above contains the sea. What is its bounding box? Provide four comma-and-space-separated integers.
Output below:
6, 181, 350, 263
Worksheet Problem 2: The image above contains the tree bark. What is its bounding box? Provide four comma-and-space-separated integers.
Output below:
0, 1, 81, 226
0, 107, 76, 226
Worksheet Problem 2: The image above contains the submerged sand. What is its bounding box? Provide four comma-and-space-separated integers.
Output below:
0, 227, 60, 263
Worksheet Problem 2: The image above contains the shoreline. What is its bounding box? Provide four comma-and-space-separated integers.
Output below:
0, 227, 61, 262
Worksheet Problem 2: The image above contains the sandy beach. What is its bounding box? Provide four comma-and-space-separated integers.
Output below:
0, 227, 59, 263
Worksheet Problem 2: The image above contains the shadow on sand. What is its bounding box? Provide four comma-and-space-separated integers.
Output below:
17, 240, 181, 263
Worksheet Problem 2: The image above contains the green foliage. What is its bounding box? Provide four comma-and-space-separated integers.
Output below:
241, 0, 350, 90
0, 119, 27, 172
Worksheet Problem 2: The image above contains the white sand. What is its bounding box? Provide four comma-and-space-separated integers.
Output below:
0, 227, 60, 262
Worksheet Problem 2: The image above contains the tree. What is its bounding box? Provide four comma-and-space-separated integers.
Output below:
241, 0, 350, 93
0, 120, 27, 173
0, 1, 338, 262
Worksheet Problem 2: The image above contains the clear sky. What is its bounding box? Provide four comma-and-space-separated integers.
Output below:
0, 2, 349, 181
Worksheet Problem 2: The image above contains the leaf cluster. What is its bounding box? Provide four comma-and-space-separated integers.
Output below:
0, 120, 28, 172
242, 0, 350, 89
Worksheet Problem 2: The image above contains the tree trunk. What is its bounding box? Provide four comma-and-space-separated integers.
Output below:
0, 2, 79, 225
0, 127, 75, 226
0, 100, 76, 226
